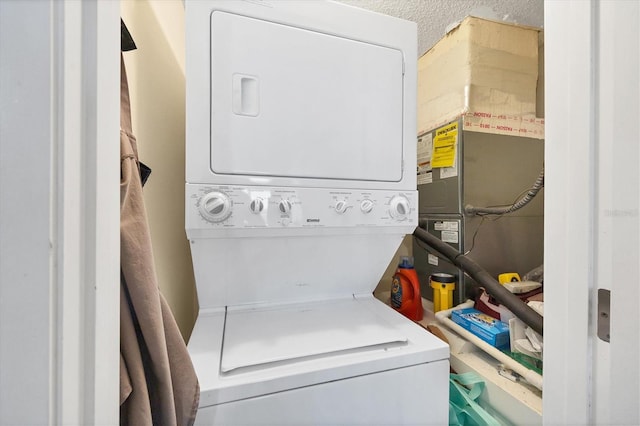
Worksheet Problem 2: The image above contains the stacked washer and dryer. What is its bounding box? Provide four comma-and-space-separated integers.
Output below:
185, 1, 449, 424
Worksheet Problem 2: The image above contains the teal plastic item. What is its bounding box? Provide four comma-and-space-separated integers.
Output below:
503, 350, 543, 375
449, 372, 504, 426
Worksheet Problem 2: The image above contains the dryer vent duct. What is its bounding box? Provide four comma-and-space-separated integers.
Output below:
413, 225, 543, 336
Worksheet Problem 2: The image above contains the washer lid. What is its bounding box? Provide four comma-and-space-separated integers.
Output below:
221, 297, 408, 373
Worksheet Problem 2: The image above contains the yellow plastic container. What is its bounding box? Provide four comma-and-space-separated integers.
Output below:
430, 273, 456, 312
498, 272, 521, 284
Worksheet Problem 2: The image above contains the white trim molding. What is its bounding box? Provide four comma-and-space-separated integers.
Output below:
543, 1, 596, 423
544, 0, 640, 424
0, 0, 119, 424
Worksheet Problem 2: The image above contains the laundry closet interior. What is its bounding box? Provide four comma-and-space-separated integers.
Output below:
118, 0, 640, 425
120, 0, 543, 423
4, 1, 640, 425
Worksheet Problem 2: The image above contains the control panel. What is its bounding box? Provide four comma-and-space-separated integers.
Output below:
186, 184, 417, 230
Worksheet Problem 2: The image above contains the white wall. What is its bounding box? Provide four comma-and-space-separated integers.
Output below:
0, 2, 53, 422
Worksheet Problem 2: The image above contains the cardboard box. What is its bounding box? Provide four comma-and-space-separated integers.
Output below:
451, 308, 510, 350
418, 16, 543, 138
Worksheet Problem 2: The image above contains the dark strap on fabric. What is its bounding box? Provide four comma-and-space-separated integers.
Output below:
120, 55, 151, 186
121, 19, 137, 52
120, 54, 133, 136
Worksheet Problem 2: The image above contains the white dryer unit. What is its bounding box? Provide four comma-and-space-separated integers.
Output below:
185, 1, 449, 424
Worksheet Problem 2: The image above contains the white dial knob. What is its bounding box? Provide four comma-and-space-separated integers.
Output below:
249, 198, 264, 214
334, 200, 348, 214
389, 195, 410, 220
278, 199, 292, 215
360, 199, 374, 214
199, 191, 232, 222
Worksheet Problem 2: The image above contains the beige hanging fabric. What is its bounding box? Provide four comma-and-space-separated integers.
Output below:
119, 54, 199, 426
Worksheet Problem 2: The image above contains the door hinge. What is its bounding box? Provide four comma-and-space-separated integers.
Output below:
597, 288, 610, 342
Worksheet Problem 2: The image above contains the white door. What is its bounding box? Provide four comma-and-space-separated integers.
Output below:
544, 1, 640, 424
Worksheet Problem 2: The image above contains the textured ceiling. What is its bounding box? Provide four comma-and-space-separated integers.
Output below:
336, 0, 544, 56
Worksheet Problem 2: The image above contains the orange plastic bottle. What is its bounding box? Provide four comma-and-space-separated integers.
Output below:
390, 256, 423, 321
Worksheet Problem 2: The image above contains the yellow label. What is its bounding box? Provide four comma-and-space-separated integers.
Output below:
431, 122, 458, 168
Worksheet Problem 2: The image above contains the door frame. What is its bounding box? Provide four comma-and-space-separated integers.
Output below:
0, 0, 119, 423
543, 1, 594, 422
544, 0, 640, 424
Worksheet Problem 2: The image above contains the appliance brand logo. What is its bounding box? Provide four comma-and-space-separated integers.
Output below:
306, 218, 320, 223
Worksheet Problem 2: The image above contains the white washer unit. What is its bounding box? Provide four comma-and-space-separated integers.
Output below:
185, 1, 449, 424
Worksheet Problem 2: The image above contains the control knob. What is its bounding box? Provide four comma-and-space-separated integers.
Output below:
334, 200, 348, 214
389, 195, 410, 220
360, 199, 374, 214
199, 191, 232, 223
249, 197, 265, 214
279, 199, 292, 215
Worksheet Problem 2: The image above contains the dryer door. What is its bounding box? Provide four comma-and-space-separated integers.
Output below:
210, 11, 404, 182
